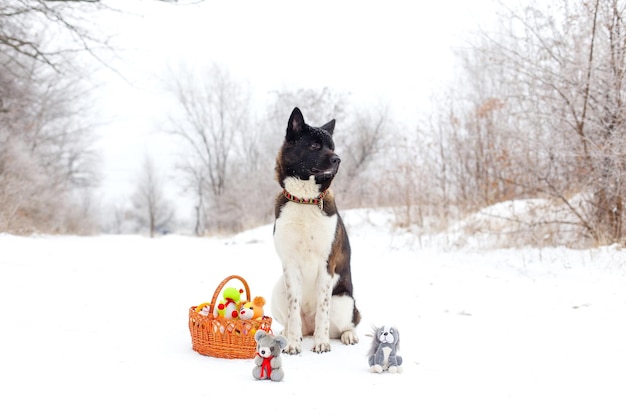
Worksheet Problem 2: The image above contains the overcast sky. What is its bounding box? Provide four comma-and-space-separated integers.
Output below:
93, 0, 502, 214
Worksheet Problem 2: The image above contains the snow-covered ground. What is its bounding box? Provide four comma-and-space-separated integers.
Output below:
1, 208, 625, 416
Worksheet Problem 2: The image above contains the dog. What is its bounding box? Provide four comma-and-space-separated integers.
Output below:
271, 107, 360, 354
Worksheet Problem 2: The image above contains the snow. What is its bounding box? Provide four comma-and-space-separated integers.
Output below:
1, 208, 625, 416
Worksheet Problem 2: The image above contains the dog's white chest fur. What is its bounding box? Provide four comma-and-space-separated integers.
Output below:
274, 199, 338, 301
274, 177, 337, 280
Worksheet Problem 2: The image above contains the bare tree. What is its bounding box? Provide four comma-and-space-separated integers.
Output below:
411, 0, 626, 247
0, 53, 100, 233
266, 87, 349, 130
0, 0, 202, 234
130, 155, 175, 237
166, 63, 254, 234
334, 103, 394, 207
485, 0, 626, 245
0, 0, 198, 68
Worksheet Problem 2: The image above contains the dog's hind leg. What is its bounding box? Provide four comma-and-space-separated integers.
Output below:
329, 294, 360, 345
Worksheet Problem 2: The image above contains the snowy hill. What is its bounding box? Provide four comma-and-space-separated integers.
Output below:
1, 208, 625, 416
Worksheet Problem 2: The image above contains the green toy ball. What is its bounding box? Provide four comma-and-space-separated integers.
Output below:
223, 287, 243, 302
217, 287, 244, 318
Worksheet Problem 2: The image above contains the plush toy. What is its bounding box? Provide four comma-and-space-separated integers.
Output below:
238, 296, 266, 320
217, 287, 244, 318
367, 325, 403, 373
195, 302, 211, 316
252, 330, 287, 382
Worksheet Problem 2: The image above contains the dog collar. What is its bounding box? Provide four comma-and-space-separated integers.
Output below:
282, 189, 328, 210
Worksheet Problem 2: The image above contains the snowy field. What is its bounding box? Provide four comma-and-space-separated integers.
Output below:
1, 208, 625, 416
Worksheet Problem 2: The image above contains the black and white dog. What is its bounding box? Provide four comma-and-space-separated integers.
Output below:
271, 107, 360, 354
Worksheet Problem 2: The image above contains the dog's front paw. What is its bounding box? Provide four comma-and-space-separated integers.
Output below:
340, 330, 359, 345
283, 342, 301, 355
312, 341, 331, 353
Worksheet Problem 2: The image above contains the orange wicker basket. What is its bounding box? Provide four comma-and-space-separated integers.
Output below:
188, 275, 272, 359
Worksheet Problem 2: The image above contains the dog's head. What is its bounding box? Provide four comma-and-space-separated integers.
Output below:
275, 107, 340, 193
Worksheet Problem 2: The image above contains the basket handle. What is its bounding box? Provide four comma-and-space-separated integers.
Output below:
208, 275, 251, 316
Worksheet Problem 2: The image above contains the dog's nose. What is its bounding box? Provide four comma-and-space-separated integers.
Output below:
330, 155, 340, 165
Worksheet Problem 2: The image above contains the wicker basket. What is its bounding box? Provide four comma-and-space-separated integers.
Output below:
188, 275, 272, 359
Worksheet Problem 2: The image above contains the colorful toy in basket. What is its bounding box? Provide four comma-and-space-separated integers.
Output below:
239, 296, 266, 320
252, 330, 287, 382
195, 302, 212, 316
367, 325, 403, 373
217, 287, 244, 318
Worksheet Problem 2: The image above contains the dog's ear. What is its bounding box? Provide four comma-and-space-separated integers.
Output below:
286, 107, 305, 142
321, 119, 335, 136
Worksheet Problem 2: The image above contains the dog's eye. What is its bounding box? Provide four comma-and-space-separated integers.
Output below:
310, 142, 321, 150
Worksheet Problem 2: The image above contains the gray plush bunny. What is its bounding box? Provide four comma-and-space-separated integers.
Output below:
367, 325, 403, 373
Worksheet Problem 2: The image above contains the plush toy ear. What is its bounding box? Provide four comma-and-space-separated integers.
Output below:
394, 327, 400, 348
275, 335, 288, 350
255, 330, 267, 342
